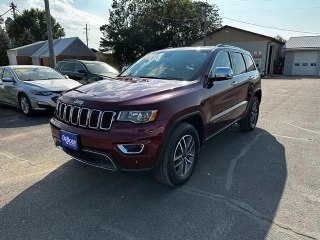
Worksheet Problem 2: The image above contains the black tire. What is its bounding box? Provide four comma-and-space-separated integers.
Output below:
238, 96, 259, 131
19, 94, 33, 116
155, 123, 200, 187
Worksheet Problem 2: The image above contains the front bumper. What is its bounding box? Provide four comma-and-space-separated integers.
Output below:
50, 117, 168, 171
29, 94, 59, 110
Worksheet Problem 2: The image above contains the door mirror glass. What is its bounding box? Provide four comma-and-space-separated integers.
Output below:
209, 67, 233, 83
2, 77, 14, 82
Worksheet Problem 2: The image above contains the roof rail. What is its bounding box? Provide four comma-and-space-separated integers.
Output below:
216, 44, 238, 48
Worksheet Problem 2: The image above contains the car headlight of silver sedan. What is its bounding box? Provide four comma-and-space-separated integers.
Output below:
117, 110, 158, 123
30, 90, 53, 96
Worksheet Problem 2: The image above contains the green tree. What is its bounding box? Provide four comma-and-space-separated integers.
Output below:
100, 0, 221, 66
7, 8, 65, 47
0, 26, 10, 66
275, 34, 286, 43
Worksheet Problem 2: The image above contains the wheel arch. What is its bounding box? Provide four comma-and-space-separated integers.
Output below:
254, 88, 262, 103
168, 112, 205, 146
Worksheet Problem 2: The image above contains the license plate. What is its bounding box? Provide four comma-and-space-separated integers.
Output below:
60, 131, 79, 151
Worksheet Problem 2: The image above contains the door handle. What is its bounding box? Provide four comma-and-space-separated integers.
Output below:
231, 80, 239, 86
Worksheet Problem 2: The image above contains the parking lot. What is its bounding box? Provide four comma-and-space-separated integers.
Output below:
0, 78, 319, 240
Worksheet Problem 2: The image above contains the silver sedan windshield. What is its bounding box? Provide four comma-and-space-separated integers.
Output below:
14, 67, 64, 81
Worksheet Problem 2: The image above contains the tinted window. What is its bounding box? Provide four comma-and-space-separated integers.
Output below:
121, 50, 211, 81
210, 51, 231, 77
84, 62, 118, 74
231, 52, 246, 75
3, 68, 14, 79
0, 68, 3, 78
61, 63, 75, 72
74, 63, 86, 72
243, 54, 256, 72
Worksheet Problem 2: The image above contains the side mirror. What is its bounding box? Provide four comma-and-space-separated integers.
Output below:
78, 69, 87, 75
208, 67, 233, 84
64, 75, 69, 79
2, 77, 14, 82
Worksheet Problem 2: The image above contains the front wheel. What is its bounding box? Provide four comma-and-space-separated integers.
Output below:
155, 123, 200, 187
19, 94, 33, 116
238, 96, 259, 131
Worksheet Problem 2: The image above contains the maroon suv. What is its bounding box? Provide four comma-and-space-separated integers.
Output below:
50, 45, 261, 186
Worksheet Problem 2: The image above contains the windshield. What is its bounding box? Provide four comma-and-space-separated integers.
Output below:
84, 62, 118, 75
120, 50, 211, 81
14, 67, 64, 81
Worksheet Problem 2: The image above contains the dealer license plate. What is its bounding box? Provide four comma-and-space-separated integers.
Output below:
60, 131, 79, 151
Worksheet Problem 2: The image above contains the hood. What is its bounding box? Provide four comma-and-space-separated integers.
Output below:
63, 77, 193, 104
98, 72, 119, 78
24, 79, 82, 91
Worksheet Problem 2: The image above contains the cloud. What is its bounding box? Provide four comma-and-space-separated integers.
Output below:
21, 0, 107, 49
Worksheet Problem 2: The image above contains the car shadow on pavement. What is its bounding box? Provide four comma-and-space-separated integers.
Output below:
0, 104, 53, 128
0, 126, 287, 240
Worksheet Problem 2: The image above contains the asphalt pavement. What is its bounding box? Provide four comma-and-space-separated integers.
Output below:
0, 78, 319, 240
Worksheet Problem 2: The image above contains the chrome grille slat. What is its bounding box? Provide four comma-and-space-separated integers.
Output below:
89, 110, 102, 129
100, 111, 116, 130
71, 107, 80, 125
60, 103, 66, 120
57, 102, 115, 131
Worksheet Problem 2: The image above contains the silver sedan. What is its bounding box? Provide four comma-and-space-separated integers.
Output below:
0, 65, 82, 115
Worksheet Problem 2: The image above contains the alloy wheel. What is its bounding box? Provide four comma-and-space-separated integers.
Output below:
173, 135, 196, 177
20, 96, 30, 114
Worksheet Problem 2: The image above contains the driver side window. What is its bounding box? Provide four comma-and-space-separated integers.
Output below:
209, 51, 231, 78
3, 68, 14, 79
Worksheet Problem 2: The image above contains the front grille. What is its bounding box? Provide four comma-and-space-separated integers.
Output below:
55, 102, 116, 131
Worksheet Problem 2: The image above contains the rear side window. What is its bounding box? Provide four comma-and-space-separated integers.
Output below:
0, 68, 3, 78
74, 63, 86, 72
61, 63, 75, 72
243, 54, 256, 72
210, 51, 231, 77
231, 52, 246, 75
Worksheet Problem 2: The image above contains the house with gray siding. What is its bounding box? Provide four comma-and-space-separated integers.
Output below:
191, 26, 284, 74
283, 36, 320, 76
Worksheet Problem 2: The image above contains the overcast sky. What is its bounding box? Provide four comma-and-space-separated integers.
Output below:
1, 0, 320, 50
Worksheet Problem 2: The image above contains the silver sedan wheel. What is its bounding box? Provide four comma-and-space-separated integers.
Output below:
20, 96, 30, 114
173, 135, 195, 177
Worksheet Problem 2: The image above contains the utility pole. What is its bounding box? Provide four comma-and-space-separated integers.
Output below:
84, 24, 89, 47
201, 2, 210, 46
44, 0, 56, 68
9, 2, 17, 19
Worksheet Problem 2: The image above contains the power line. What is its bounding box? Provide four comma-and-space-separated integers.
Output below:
221, 16, 320, 35
0, 9, 11, 17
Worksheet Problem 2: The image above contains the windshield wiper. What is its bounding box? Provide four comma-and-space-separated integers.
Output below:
136, 76, 185, 80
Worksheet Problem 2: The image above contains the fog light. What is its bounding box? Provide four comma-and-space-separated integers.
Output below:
117, 144, 144, 154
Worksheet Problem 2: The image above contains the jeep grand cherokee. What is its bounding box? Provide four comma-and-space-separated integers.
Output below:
50, 45, 261, 186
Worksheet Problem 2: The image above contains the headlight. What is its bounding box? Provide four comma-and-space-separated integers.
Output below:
118, 110, 158, 123
30, 90, 53, 96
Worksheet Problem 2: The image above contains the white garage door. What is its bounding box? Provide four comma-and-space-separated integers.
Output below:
292, 51, 318, 75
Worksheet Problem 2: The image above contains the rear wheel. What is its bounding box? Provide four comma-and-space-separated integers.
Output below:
19, 94, 33, 116
238, 96, 259, 131
155, 123, 200, 187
